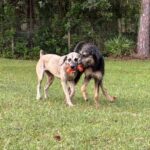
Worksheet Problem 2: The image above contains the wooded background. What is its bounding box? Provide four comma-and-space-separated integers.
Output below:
0, 0, 149, 59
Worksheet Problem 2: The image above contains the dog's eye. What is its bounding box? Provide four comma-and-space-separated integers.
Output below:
68, 58, 71, 62
74, 58, 78, 62
82, 54, 87, 57
82, 52, 88, 57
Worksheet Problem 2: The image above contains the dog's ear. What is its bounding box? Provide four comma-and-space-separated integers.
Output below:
74, 41, 85, 52
59, 55, 67, 65
92, 48, 101, 63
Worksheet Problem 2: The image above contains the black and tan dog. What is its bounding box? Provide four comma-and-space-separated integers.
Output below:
74, 41, 116, 107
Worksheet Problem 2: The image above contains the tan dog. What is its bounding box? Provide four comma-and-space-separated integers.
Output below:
36, 50, 81, 107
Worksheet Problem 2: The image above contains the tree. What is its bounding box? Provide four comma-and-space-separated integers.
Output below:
137, 0, 150, 58
27, 0, 35, 48
110, 0, 140, 35
0, 0, 16, 55
0, 0, 142, 58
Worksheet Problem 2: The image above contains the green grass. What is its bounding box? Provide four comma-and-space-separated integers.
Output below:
0, 58, 150, 150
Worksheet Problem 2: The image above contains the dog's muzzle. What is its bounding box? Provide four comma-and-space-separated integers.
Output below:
66, 63, 84, 74
70, 64, 77, 70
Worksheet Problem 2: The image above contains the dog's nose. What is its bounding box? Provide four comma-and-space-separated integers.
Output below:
70, 65, 76, 69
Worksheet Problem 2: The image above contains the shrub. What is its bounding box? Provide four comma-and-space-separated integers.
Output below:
1, 49, 13, 59
30, 46, 40, 59
15, 41, 29, 59
105, 36, 134, 57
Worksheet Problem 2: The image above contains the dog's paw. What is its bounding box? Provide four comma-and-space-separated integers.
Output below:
95, 103, 100, 109
109, 96, 117, 102
36, 96, 42, 100
67, 102, 74, 107
84, 98, 88, 102
44, 95, 48, 99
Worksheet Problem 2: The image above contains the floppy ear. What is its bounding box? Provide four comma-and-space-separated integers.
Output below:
92, 48, 101, 63
78, 54, 82, 64
59, 55, 67, 65
92, 52, 98, 63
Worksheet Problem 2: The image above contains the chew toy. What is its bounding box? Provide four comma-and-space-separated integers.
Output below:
66, 67, 76, 74
66, 64, 84, 74
77, 64, 84, 72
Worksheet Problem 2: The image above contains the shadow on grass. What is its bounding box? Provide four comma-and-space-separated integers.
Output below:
33, 92, 149, 112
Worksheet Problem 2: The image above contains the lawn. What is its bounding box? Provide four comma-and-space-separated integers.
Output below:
0, 58, 150, 150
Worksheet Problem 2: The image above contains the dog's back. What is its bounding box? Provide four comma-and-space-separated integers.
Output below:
37, 51, 61, 78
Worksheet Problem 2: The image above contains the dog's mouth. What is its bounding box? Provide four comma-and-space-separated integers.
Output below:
65, 64, 84, 74
65, 64, 77, 74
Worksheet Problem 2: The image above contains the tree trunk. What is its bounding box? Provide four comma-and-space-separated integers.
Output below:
0, 0, 4, 54
118, 18, 122, 35
137, 0, 150, 58
68, 30, 71, 51
11, 37, 14, 56
27, 0, 34, 48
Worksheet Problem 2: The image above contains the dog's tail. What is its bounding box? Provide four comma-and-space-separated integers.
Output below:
40, 50, 44, 58
73, 41, 86, 52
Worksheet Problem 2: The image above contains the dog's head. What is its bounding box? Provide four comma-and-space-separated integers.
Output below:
78, 43, 100, 68
60, 52, 81, 70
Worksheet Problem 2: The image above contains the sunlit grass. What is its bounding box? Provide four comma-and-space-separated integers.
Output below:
0, 58, 150, 149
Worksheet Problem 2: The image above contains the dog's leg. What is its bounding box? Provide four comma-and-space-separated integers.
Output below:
36, 62, 45, 100
94, 79, 100, 108
61, 80, 74, 107
37, 80, 42, 100
36, 72, 44, 100
68, 81, 75, 100
100, 82, 116, 102
81, 76, 91, 101
44, 71, 54, 99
